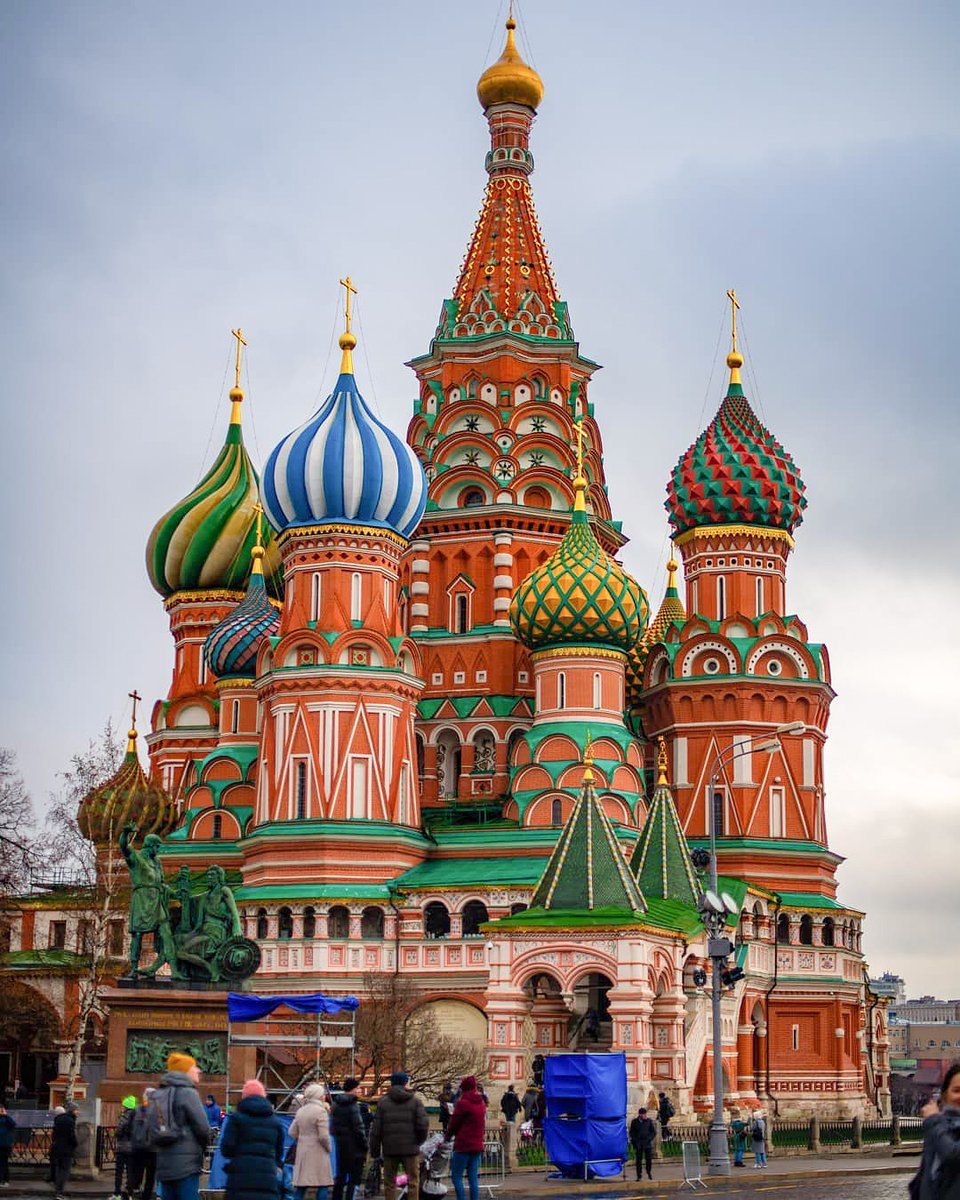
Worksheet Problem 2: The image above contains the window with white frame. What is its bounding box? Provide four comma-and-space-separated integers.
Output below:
198, 652, 207, 685
557, 672, 566, 709
351, 573, 362, 622
350, 757, 370, 819
769, 786, 786, 837
717, 576, 726, 619
398, 764, 408, 825
383, 578, 391, 611
756, 576, 764, 615
231, 699, 240, 734
592, 672, 602, 709
311, 573, 322, 621
733, 735, 752, 784
295, 760, 307, 820
454, 593, 470, 634
707, 784, 727, 836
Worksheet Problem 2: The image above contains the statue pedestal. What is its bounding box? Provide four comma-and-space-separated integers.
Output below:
99, 986, 254, 1122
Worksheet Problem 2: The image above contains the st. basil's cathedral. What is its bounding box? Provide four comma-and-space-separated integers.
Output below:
4, 16, 889, 1119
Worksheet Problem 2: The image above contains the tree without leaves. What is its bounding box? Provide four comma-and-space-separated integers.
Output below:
42, 722, 126, 1098
0, 748, 38, 900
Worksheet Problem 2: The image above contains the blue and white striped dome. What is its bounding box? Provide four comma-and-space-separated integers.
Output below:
261, 369, 427, 540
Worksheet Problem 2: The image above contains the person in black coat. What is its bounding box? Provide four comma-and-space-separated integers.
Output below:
51, 1105, 78, 1200
330, 1077, 367, 1200
629, 1106, 656, 1181
499, 1086, 521, 1123
0, 1103, 17, 1187
220, 1080, 285, 1200
914, 1063, 960, 1200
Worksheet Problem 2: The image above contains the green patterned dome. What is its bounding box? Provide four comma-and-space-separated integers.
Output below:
511, 472, 649, 653
146, 401, 281, 599
77, 730, 176, 846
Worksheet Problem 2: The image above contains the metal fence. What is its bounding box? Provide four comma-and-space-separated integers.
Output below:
95, 1124, 118, 1168
10, 1127, 53, 1165
770, 1119, 810, 1149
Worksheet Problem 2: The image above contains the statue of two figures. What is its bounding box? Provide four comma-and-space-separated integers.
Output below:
119, 823, 260, 985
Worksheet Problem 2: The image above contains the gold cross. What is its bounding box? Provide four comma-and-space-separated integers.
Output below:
253, 501, 263, 547
726, 289, 740, 352
231, 328, 247, 389
339, 276, 358, 334
128, 689, 143, 729
575, 418, 585, 475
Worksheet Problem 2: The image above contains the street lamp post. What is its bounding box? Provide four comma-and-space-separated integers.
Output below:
701, 721, 805, 1175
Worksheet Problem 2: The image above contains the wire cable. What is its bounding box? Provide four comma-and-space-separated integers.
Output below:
354, 296, 382, 416
738, 313, 767, 423
196, 342, 232, 479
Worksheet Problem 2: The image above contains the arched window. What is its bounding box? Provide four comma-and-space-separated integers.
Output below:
211, 813, 222, 840
717, 576, 726, 619
311, 572, 322, 621
776, 913, 790, 943
278, 907, 293, 940
463, 489, 484, 507
593, 672, 602, 709
455, 594, 469, 634
712, 790, 725, 837
351, 572, 362, 622
524, 486, 550, 509
821, 917, 835, 947
302, 906, 316, 939
416, 734, 426, 781
756, 576, 764, 616
231, 699, 240, 734
424, 901, 450, 939
462, 900, 489, 938
510, 902, 528, 916
328, 906, 350, 939
361, 907, 384, 939
256, 908, 268, 940
551, 798, 562, 825
296, 762, 307, 820
557, 672, 566, 709
799, 914, 813, 945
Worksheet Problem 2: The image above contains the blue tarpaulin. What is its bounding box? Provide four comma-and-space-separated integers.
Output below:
544, 1053, 627, 1178
227, 992, 360, 1021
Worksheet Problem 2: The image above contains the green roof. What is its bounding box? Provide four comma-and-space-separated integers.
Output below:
776, 892, 859, 912
531, 776, 645, 914
495, 897, 701, 936
234, 884, 393, 902
631, 778, 698, 907
394, 857, 549, 890
1, 949, 88, 969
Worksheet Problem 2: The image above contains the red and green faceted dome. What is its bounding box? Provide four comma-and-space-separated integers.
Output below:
665, 384, 806, 536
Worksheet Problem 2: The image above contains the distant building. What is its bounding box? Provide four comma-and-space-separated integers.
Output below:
871, 973, 906, 1006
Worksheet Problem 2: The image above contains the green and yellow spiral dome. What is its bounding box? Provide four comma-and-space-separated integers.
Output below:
511, 471, 649, 653
146, 396, 281, 599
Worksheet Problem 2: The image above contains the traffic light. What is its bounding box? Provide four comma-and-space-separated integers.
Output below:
720, 964, 745, 988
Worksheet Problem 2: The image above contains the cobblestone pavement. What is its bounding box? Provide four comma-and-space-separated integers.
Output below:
516, 1175, 912, 1200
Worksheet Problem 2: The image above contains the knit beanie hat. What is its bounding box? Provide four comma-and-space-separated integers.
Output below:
343, 1077, 360, 1092
242, 1079, 267, 1099
121, 1095, 137, 1110
391, 1071, 410, 1087
167, 1052, 197, 1073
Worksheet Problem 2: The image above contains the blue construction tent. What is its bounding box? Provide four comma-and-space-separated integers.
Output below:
543, 1053, 628, 1178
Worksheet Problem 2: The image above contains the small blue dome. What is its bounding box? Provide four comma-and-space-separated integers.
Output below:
261, 370, 426, 540
204, 560, 280, 679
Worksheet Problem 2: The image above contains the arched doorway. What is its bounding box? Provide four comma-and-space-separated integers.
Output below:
522, 971, 569, 1059
0, 980, 62, 1104
435, 731, 462, 800
570, 973, 613, 1048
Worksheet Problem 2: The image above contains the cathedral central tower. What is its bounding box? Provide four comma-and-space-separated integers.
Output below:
403, 17, 629, 809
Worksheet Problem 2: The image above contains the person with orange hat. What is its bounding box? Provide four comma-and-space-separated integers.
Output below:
153, 1053, 210, 1200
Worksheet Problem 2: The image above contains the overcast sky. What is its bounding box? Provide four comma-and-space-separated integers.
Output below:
1, 1, 958, 997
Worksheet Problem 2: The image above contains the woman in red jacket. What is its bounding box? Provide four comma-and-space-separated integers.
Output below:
446, 1076, 487, 1200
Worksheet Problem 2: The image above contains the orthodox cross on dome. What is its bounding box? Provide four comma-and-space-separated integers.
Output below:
231, 328, 247, 389
127, 688, 142, 754
338, 275, 359, 373
582, 731, 594, 783
725, 289, 744, 386
656, 735, 669, 786
229, 327, 247, 424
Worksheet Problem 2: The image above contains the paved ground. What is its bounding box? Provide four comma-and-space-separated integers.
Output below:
1, 1153, 919, 1199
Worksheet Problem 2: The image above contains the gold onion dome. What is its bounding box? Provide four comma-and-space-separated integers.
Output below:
77, 726, 176, 846
511, 466, 649, 653
477, 17, 544, 111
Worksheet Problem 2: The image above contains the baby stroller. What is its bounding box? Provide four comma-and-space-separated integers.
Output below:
395, 1133, 452, 1200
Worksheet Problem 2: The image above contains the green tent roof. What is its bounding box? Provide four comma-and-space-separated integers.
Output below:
631, 777, 698, 907
531, 773, 645, 914
394, 856, 549, 889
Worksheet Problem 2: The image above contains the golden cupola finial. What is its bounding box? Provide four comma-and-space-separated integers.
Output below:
573, 418, 588, 513
126, 688, 142, 756
656, 736, 669, 787
230, 328, 247, 425
251, 502, 265, 577
338, 275, 359, 374
582, 732, 595, 784
477, 6, 544, 112
725, 289, 744, 386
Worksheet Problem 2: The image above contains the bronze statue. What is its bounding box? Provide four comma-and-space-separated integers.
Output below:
119, 823, 183, 979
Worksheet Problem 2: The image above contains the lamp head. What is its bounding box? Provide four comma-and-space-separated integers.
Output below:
775, 721, 805, 735
755, 738, 781, 754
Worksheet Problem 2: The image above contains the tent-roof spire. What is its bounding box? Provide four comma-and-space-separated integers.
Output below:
630, 737, 699, 907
